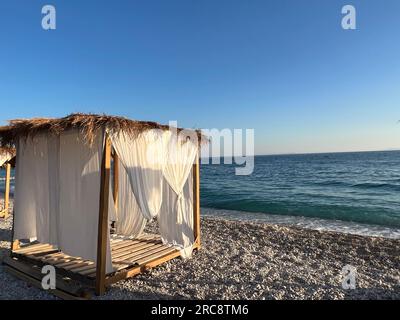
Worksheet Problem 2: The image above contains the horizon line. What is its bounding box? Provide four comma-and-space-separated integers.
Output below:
201, 148, 400, 159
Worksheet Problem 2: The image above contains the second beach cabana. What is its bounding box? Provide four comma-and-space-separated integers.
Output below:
0, 113, 204, 298
0, 147, 15, 219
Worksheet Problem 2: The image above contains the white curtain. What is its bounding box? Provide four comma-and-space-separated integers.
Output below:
14, 130, 113, 274
115, 161, 147, 237
163, 136, 198, 224
160, 136, 198, 258
111, 129, 197, 258
110, 130, 169, 219
14, 135, 52, 243
108, 179, 117, 223
58, 130, 113, 273
158, 171, 194, 258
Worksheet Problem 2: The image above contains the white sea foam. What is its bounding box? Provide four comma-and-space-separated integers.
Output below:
202, 207, 400, 239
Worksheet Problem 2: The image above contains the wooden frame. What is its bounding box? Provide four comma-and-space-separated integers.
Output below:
3, 132, 202, 299
0, 162, 11, 219
95, 134, 112, 295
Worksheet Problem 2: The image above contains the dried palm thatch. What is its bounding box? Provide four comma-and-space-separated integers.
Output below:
0, 146, 15, 167
0, 113, 207, 147
0, 146, 16, 157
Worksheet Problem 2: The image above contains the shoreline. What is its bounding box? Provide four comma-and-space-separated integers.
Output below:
201, 207, 400, 240
1, 201, 399, 299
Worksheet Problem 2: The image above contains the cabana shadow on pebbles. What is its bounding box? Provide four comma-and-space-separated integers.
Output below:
0, 113, 205, 299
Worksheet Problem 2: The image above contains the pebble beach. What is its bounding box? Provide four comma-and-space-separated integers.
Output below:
0, 199, 399, 300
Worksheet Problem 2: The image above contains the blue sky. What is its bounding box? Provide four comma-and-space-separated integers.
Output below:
0, 0, 399, 155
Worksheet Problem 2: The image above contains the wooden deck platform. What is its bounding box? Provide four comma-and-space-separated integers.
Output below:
3, 233, 183, 299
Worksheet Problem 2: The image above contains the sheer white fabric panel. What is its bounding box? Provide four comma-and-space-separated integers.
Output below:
108, 178, 117, 223
115, 161, 147, 237
58, 130, 113, 273
110, 130, 169, 220
158, 171, 194, 258
47, 135, 60, 245
163, 137, 198, 224
160, 136, 197, 258
14, 136, 51, 242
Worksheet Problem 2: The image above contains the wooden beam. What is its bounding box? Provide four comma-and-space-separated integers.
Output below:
95, 134, 112, 295
193, 154, 201, 248
4, 163, 11, 218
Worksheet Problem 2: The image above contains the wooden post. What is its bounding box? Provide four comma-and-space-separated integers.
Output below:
96, 135, 112, 295
193, 155, 201, 248
113, 151, 119, 214
4, 163, 11, 218
10, 207, 20, 252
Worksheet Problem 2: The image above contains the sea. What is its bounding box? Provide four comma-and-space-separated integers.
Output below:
1, 150, 400, 238
200, 150, 400, 239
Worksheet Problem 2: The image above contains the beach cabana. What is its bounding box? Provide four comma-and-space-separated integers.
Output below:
0, 147, 15, 219
0, 114, 203, 298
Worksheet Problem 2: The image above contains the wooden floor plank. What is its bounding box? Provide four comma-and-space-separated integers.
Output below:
113, 244, 168, 267
113, 242, 163, 260
69, 262, 96, 273
112, 240, 162, 258
14, 243, 53, 254
56, 259, 86, 268
12, 235, 180, 288
136, 247, 177, 265
111, 236, 155, 251
63, 261, 94, 271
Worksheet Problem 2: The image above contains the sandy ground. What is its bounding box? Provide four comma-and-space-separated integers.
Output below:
0, 200, 399, 300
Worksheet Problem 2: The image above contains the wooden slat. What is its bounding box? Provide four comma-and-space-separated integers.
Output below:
3, 256, 92, 300
31, 252, 65, 264
69, 262, 96, 273
113, 242, 164, 261
28, 249, 60, 258
42, 254, 78, 265
104, 248, 181, 286
64, 261, 94, 271
95, 134, 111, 295
114, 244, 169, 266
14, 242, 45, 252
14, 243, 54, 254
55, 259, 86, 268
85, 243, 171, 276
111, 234, 158, 251
112, 239, 161, 256
136, 247, 177, 265
111, 239, 145, 252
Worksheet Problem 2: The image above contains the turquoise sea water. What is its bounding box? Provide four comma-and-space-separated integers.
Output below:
201, 151, 400, 229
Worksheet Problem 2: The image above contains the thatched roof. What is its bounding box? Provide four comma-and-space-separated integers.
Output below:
0, 146, 16, 157
0, 113, 206, 147
0, 146, 15, 167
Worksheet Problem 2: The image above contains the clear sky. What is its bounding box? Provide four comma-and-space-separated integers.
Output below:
0, 0, 399, 155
